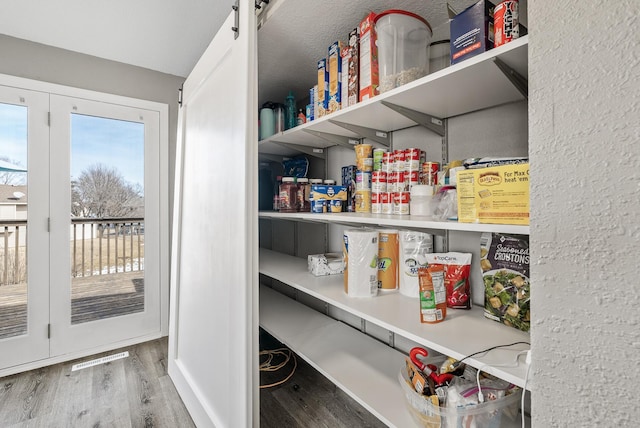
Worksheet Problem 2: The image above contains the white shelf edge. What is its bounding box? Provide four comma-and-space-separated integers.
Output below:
260, 284, 419, 428
259, 248, 531, 389
259, 211, 530, 235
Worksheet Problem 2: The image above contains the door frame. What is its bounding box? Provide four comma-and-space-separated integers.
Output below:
0, 73, 170, 378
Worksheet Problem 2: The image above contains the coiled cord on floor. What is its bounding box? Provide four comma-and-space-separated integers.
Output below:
259, 348, 297, 389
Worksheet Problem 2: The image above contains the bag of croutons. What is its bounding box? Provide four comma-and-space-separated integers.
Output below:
480, 233, 530, 332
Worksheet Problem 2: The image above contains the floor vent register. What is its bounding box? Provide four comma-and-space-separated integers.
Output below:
71, 351, 130, 371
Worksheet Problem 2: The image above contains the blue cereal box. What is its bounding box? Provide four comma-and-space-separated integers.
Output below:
317, 59, 328, 118
328, 41, 344, 114
449, 0, 494, 65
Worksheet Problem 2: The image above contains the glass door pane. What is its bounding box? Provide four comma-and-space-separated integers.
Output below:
0, 103, 28, 339
70, 114, 145, 324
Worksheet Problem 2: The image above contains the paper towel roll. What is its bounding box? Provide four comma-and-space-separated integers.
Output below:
343, 229, 379, 298
398, 231, 433, 298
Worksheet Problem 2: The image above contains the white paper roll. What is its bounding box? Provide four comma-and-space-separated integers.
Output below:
398, 231, 433, 298
343, 229, 379, 298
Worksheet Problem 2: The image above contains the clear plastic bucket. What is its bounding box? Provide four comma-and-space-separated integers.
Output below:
375, 10, 432, 93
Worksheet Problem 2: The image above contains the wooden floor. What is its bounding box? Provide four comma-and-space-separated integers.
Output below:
0, 271, 144, 339
0, 333, 386, 427
0, 338, 195, 428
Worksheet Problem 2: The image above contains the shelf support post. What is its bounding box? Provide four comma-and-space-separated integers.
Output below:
302, 129, 360, 149
270, 142, 326, 159
493, 57, 528, 99
380, 101, 446, 137
388, 331, 395, 348
360, 319, 366, 334
328, 120, 391, 147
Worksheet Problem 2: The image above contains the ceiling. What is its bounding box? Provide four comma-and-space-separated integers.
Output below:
0, 0, 234, 78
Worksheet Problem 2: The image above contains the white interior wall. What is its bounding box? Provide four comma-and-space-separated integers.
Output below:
529, 1, 640, 426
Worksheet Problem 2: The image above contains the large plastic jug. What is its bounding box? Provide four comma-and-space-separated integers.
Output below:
375, 10, 432, 93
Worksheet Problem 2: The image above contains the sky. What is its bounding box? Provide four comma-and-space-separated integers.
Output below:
0, 103, 144, 189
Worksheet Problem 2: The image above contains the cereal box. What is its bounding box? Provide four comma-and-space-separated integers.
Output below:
341, 46, 350, 109
310, 185, 347, 201
348, 27, 359, 107
456, 163, 529, 225
448, 0, 494, 65
358, 13, 378, 102
317, 59, 328, 118
328, 41, 344, 114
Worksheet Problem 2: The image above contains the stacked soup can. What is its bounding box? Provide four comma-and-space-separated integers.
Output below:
371, 147, 425, 214
354, 144, 373, 212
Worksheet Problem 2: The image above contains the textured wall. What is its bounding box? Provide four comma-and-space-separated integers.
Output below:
529, 1, 640, 426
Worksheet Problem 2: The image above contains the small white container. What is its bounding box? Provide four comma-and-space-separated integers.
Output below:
409, 185, 435, 216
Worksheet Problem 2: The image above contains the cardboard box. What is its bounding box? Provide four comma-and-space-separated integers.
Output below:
456, 163, 529, 225
306, 87, 315, 122
310, 185, 347, 201
328, 41, 344, 114
358, 13, 378, 102
341, 46, 350, 109
342, 165, 357, 212
347, 27, 359, 107
308, 253, 344, 276
317, 59, 328, 118
448, 0, 494, 65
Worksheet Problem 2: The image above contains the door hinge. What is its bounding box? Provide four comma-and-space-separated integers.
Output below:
47, 324, 51, 339
178, 86, 183, 107
47, 112, 51, 126
232, 0, 240, 39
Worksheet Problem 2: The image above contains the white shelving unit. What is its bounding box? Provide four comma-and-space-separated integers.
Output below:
257, 6, 531, 425
260, 249, 530, 389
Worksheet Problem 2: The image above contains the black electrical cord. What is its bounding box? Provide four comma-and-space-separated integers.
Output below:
454, 341, 530, 368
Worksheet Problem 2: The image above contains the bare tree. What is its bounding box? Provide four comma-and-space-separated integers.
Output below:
72, 164, 143, 218
0, 156, 26, 185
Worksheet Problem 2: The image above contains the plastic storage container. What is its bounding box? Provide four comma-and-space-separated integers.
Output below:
429, 40, 451, 74
375, 10, 433, 93
410, 185, 435, 216
398, 368, 522, 428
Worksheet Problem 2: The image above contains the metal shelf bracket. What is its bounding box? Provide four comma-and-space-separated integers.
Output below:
380, 101, 446, 137
328, 120, 391, 146
271, 141, 326, 159
303, 129, 360, 149
493, 57, 528, 99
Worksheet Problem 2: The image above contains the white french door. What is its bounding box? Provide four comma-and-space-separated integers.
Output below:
0, 79, 167, 373
0, 85, 50, 369
49, 95, 161, 356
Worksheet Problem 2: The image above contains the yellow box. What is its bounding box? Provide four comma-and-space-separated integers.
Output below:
456, 163, 530, 225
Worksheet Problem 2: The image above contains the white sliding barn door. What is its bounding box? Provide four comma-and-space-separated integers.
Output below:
168, 5, 258, 428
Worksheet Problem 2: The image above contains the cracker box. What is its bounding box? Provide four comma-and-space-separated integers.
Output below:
328, 41, 344, 114
347, 27, 359, 107
358, 13, 378, 102
317, 59, 328, 118
308, 253, 345, 276
342, 165, 357, 212
306, 87, 315, 122
341, 46, 350, 109
456, 163, 529, 225
448, 0, 494, 65
310, 185, 348, 201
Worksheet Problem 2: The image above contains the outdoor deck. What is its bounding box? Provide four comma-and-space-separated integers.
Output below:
0, 271, 144, 339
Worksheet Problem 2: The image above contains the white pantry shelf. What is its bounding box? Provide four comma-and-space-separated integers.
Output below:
258, 36, 528, 154
259, 211, 530, 236
259, 249, 531, 389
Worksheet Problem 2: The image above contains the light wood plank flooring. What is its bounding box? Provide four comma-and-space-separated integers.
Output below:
0, 333, 386, 427
0, 338, 194, 428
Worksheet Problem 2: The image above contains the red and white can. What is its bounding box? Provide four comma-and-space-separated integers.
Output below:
382, 152, 393, 173
494, 0, 519, 47
371, 192, 382, 214
372, 171, 387, 193
392, 192, 410, 215
421, 161, 440, 186
407, 170, 420, 188
387, 171, 398, 192
381, 192, 392, 214
405, 148, 422, 171
393, 149, 406, 172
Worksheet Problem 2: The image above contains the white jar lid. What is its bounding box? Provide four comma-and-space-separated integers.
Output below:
310, 179, 323, 184
410, 185, 434, 196
324, 179, 336, 185
297, 178, 309, 183
282, 177, 295, 183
